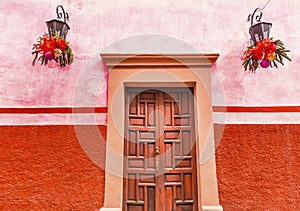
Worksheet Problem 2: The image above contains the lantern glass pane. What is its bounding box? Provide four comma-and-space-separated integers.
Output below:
46, 19, 70, 39
249, 22, 272, 43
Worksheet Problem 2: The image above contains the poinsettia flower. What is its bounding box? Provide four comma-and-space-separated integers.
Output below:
242, 37, 291, 72
253, 47, 263, 60
39, 36, 57, 53
57, 38, 67, 51
32, 33, 74, 67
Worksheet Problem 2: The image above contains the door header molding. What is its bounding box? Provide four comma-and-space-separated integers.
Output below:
101, 53, 219, 69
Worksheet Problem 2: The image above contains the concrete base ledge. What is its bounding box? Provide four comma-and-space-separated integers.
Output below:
202, 205, 223, 211
100, 206, 223, 211
100, 208, 120, 211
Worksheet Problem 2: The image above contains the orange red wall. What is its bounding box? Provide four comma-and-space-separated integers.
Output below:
214, 124, 300, 210
1, 124, 299, 210
0, 125, 106, 210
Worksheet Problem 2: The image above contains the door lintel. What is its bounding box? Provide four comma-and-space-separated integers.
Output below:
101, 53, 219, 69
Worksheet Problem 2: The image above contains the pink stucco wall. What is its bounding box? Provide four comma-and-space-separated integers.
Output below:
1, 0, 300, 111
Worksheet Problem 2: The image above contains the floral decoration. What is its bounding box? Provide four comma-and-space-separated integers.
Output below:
242, 38, 291, 72
32, 33, 73, 67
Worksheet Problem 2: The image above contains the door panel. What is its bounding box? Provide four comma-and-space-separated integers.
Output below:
123, 88, 197, 211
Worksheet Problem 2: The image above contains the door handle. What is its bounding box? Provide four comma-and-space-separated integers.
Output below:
155, 146, 160, 171
155, 146, 160, 154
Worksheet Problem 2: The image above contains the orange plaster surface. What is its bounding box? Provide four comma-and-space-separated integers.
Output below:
1, 124, 299, 210
0, 125, 106, 210
215, 124, 300, 210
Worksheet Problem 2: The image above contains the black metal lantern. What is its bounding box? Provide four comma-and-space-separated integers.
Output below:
248, 8, 272, 44
46, 5, 70, 39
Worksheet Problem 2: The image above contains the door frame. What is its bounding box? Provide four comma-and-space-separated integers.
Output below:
100, 54, 223, 211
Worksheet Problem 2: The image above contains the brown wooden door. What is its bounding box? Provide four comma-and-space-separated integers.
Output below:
123, 88, 198, 211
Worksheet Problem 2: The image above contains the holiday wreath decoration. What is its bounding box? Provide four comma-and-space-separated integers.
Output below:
242, 5, 291, 72
32, 5, 73, 67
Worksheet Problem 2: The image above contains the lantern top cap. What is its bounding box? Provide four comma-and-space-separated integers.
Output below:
250, 21, 272, 27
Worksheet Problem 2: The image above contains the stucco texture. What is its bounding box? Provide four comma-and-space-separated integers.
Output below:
0, 125, 106, 210
215, 124, 300, 210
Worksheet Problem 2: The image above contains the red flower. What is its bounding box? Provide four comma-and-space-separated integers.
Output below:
263, 39, 277, 59
252, 46, 263, 60
242, 37, 291, 72
57, 38, 67, 51
243, 38, 277, 61
32, 33, 74, 67
39, 36, 57, 53
39, 36, 68, 53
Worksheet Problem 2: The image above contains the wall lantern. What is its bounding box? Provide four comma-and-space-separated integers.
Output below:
242, 1, 291, 73
46, 5, 70, 39
248, 8, 272, 44
32, 5, 73, 67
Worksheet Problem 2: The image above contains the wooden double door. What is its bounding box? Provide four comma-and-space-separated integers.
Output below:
123, 88, 198, 211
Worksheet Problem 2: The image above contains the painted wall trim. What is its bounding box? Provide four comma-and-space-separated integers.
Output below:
202, 205, 224, 211
101, 53, 219, 68
213, 106, 300, 124
213, 112, 300, 124
212, 106, 300, 113
0, 113, 107, 125
0, 107, 107, 114
1, 106, 300, 125
2, 105, 300, 114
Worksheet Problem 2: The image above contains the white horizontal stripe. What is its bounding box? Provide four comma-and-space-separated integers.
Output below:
213, 112, 300, 124
0, 114, 106, 125
1, 112, 299, 125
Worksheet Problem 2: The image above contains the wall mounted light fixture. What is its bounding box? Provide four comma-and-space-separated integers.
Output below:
32, 5, 73, 67
248, 8, 272, 44
242, 1, 291, 73
46, 5, 70, 39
